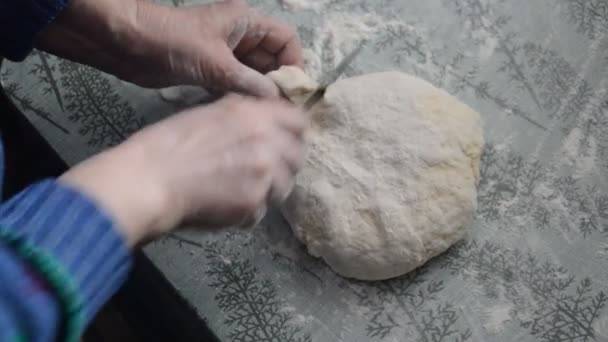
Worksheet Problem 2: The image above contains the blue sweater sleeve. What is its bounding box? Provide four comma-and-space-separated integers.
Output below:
0, 0, 70, 61
0, 180, 132, 341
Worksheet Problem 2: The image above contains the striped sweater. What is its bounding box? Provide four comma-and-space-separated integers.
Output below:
1, 0, 132, 340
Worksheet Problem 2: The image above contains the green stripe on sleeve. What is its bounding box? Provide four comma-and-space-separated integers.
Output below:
0, 229, 84, 342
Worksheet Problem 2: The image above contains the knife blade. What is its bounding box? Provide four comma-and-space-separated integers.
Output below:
303, 41, 365, 110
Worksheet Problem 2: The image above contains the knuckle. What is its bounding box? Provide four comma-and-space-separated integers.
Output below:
213, 63, 237, 87
220, 94, 241, 108
221, 95, 251, 115
245, 116, 274, 140
255, 121, 274, 139
250, 147, 274, 177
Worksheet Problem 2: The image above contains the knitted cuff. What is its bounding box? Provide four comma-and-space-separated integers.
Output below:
0, 179, 131, 340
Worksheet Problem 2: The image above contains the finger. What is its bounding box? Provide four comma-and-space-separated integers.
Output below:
268, 150, 296, 205
277, 37, 304, 68
233, 26, 267, 57
268, 159, 295, 205
268, 102, 307, 136
276, 129, 306, 173
239, 47, 278, 74
226, 15, 251, 50
219, 0, 256, 49
233, 64, 281, 98
268, 129, 305, 204
214, 45, 281, 98
256, 16, 304, 67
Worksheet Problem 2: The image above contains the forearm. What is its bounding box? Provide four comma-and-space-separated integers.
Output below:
34, 0, 188, 88
0, 0, 153, 78
58, 142, 176, 247
34, 0, 142, 77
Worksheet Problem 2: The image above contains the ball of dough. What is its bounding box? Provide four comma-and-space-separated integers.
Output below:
268, 66, 483, 281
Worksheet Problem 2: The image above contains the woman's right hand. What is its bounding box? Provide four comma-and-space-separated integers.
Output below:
59, 95, 307, 246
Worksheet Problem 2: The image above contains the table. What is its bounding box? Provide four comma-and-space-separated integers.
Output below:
3, 0, 608, 341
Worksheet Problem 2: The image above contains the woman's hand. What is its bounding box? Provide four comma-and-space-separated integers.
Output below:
59, 95, 307, 246
36, 0, 303, 97
125, 0, 304, 96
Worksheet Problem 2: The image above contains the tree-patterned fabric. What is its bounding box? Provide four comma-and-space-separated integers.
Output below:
2, 0, 608, 341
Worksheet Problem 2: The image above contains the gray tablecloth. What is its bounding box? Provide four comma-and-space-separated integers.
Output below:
3, 0, 608, 341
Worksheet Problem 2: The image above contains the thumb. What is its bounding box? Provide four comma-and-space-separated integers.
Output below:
213, 45, 281, 98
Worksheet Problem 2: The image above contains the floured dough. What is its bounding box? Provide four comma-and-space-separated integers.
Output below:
268, 66, 483, 281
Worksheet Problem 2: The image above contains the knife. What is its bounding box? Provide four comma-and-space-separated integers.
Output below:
303, 41, 366, 110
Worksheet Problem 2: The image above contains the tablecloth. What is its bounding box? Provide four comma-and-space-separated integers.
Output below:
2, 0, 608, 341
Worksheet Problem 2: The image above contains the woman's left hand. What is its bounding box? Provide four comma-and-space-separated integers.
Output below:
36, 0, 303, 97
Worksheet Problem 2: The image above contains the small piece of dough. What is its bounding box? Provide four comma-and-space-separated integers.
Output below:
268, 66, 483, 281
271, 67, 319, 105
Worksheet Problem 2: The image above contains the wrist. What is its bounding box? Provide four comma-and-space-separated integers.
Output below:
58, 143, 176, 247
35, 0, 179, 86
35, 0, 141, 77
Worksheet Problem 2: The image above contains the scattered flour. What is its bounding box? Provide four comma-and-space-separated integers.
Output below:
280, 0, 333, 12
290, 314, 313, 327
593, 314, 608, 340
560, 127, 583, 165
219, 255, 232, 266
600, 243, 608, 260
483, 303, 512, 334
478, 36, 498, 60
302, 12, 418, 80
559, 127, 598, 179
